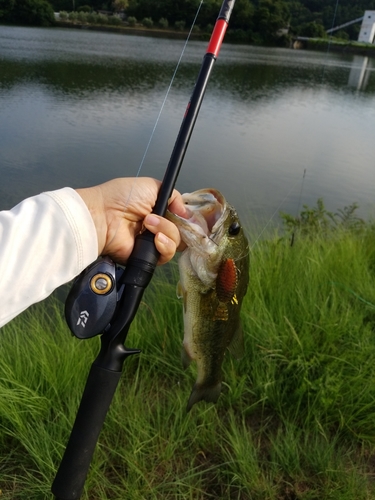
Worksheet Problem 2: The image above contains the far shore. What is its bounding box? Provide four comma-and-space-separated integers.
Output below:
55, 21, 208, 41
3, 20, 373, 58
56, 21, 375, 57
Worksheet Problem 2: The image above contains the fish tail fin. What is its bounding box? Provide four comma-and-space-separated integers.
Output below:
186, 381, 221, 412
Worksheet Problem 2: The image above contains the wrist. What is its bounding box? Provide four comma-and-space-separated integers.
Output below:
75, 187, 107, 256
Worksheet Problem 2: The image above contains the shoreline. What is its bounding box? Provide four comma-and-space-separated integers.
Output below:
292, 37, 375, 57
56, 22, 375, 57
55, 21, 208, 41
4, 21, 375, 58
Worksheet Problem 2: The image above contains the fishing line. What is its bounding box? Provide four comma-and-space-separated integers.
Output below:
107, 0, 203, 247
326, 0, 340, 51
251, 174, 308, 249
320, 0, 340, 82
116, 0, 340, 253
252, 0, 342, 248
290, 168, 306, 246
295, 168, 307, 216
288, 0, 338, 237
132, 0, 204, 182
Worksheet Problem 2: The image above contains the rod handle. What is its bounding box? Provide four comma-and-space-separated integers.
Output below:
52, 364, 122, 500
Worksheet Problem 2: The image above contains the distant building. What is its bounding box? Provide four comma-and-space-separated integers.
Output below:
276, 27, 289, 37
358, 11, 375, 43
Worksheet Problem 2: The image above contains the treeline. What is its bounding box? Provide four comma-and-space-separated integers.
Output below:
123, 0, 375, 41
0, 0, 55, 26
2, 0, 375, 43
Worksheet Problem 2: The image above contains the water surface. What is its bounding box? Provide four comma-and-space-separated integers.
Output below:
1, 26, 375, 234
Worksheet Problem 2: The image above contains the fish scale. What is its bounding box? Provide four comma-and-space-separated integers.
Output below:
166, 188, 249, 411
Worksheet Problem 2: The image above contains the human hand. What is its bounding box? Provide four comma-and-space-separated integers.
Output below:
76, 177, 187, 265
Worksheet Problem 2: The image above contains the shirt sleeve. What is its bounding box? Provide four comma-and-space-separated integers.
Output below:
0, 188, 98, 327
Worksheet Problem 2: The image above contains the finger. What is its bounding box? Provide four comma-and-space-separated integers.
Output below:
144, 214, 186, 264
168, 189, 189, 218
143, 214, 181, 248
154, 232, 177, 265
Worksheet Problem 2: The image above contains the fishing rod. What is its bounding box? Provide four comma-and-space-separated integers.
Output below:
51, 1, 237, 498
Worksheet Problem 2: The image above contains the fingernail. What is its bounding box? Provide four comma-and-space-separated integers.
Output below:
145, 214, 160, 226
157, 233, 169, 245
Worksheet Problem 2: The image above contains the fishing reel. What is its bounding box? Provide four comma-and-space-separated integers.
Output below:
65, 256, 124, 339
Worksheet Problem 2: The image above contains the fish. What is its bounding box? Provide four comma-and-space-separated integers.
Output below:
166, 188, 249, 411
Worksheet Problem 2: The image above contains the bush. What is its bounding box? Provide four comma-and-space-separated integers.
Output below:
335, 29, 350, 41
96, 13, 108, 24
68, 11, 78, 21
77, 5, 91, 12
127, 16, 136, 26
59, 10, 68, 20
77, 11, 88, 23
174, 20, 185, 31
228, 28, 249, 42
158, 17, 168, 29
249, 31, 263, 45
142, 17, 153, 28
280, 198, 365, 238
298, 21, 327, 38
86, 12, 97, 23
108, 15, 122, 26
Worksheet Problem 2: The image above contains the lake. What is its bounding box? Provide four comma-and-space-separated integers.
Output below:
1, 25, 375, 237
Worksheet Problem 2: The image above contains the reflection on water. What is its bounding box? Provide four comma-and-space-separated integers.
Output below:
348, 56, 374, 90
1, 25, 375, 232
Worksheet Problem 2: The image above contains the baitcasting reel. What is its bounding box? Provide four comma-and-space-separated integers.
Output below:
65, 256, 124, 339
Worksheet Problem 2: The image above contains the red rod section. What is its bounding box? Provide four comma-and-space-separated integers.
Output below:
206, 19, 228, 57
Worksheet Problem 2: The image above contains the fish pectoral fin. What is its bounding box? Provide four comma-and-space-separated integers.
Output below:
186, 381, 222, 412
177, 281, 188, 313
227, 324, 245, 360
176, 281, 183, 299
181, 343, 193, 370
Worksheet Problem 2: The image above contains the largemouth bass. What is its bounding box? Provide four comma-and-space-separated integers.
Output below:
166, 188, 249, 411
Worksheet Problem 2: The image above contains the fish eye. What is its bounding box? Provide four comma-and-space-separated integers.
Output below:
228, 221, 241, 236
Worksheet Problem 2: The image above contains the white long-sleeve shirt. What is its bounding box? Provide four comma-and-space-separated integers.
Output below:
0, 188, 98, 327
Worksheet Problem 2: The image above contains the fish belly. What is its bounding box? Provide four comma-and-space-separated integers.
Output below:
181, 270, 230, 411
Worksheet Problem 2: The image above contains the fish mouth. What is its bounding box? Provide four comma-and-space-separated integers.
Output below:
166, 188, 227, 238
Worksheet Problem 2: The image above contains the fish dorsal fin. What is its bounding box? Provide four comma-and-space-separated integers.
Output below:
227, 325, 244, 360
216, 258, 238, 304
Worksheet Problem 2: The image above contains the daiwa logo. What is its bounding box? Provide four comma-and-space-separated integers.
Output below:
76, 310, 89, 327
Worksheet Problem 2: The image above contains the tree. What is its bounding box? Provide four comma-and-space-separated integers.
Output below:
127, 0, 201, 25
112, 0, 128, 12
196, 0, 222, 28
253, 0, 290, 43
4, 0, 55, 25
0, 0, 15, 20
298, 20, 326, 37
230, 0, 254, 31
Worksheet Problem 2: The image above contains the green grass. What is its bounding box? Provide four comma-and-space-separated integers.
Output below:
1, 222, 375, 499
303, 37, 375, 54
